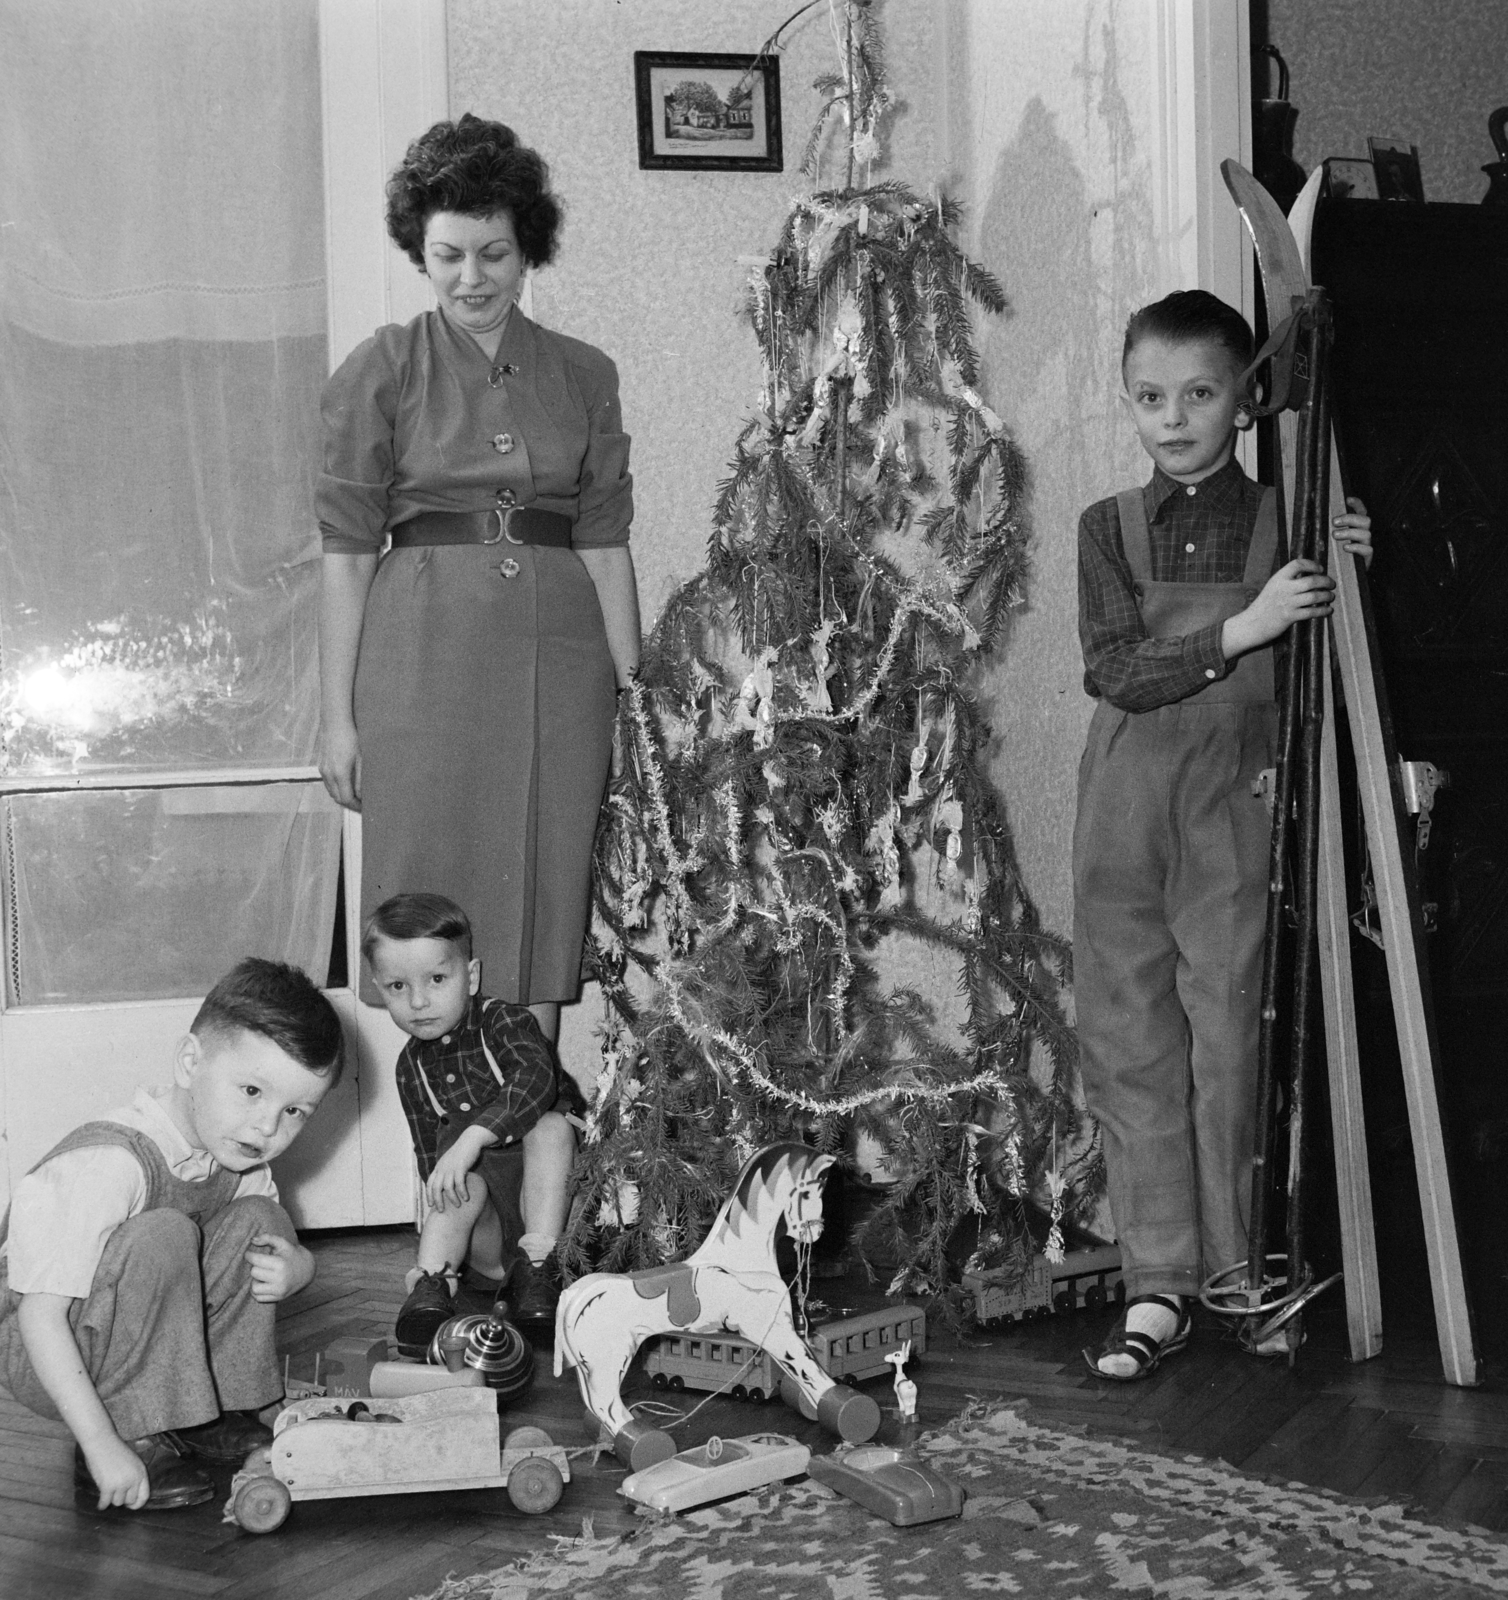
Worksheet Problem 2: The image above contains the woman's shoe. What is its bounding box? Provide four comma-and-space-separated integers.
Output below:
1083, 1293, 1192, 1381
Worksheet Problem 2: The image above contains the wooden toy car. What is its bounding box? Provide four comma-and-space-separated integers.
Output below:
807, 1443, 965, 1526
224, 1390, 570, 1532
618, 1432, 811, 1514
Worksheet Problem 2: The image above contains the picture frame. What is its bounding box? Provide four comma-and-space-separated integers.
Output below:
1366, 137, 1425, 202
634, 51, 782, 172
1323, 158, 1380, 201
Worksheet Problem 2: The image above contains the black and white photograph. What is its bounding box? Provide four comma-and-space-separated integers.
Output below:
2, 2, 1507, 1597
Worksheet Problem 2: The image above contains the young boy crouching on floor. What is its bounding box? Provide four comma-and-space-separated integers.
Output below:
0, 958, 343, 1510
364, 893, 582, 1353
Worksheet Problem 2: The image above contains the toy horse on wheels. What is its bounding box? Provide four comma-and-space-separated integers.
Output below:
555, 1144, 882, 1468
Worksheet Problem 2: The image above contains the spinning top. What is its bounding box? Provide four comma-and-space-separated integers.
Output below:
428, 1312, 534, 1405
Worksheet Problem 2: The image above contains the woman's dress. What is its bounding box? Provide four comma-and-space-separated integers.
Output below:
317, 308, 632, 1004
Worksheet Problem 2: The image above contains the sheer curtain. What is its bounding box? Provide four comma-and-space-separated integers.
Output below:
0, 0, 339, 1004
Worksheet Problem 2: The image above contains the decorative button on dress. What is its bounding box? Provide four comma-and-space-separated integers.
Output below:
318, 309, 632, 1004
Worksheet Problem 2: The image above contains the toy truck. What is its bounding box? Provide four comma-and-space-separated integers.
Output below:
964, 1245, 1124, 1327
224, 1390, 570, 1532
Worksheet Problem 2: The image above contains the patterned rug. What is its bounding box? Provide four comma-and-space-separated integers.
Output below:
416, 1403, 1508, 1599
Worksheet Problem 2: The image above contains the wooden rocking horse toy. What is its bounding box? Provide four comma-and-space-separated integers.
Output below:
554, 1144, 883, 1468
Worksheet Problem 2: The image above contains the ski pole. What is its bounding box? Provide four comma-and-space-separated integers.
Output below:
1248, 297, 1317, 1311
1284, 290, 1335, 1312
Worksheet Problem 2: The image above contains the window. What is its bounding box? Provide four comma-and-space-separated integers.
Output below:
0, 0, 339, 1005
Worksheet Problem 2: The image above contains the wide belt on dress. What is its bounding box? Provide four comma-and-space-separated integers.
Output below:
388, 507, 573, 550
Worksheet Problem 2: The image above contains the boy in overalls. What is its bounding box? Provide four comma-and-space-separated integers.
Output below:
1074, 291, 1371, 1379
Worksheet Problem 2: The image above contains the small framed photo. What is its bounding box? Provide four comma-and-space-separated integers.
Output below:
1366, 137, 1425, 202
1323, 158, 1380, 200
634, 51, 782, 172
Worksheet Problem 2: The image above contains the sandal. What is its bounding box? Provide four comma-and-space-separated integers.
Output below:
1082, 1293, 1192, 1382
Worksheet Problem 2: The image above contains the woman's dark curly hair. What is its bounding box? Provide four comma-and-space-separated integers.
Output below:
385, 113, 563, 270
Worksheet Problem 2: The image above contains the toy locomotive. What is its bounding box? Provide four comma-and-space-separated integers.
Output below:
963, 1245, 1124, 1328
644, 1303, 927, 1401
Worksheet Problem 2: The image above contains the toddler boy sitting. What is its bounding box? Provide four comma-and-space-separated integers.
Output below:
0, 958, 343, 1510
364, 893, 580, 1351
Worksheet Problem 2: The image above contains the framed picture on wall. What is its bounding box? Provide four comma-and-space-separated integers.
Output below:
634, 51, 782, 172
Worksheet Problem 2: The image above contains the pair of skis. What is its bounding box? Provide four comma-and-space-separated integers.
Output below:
1207, 165, 1479, 1387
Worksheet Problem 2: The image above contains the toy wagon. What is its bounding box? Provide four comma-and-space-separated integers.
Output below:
644, 1304, 927, 1404
225, 1389, 570, 1533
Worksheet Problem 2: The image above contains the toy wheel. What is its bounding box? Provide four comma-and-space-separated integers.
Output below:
731, 1384, 748, 1402
507, 1456, 564, 1515
747, 1386, 766, 1403
650, 1371, 669, 1389
503, 1426, 554, 1450
1053, 1290, 1072, 1314
668, 1374, 685, 1392
1084, 1284, 1106, 1312
233, 1475, 291, 1534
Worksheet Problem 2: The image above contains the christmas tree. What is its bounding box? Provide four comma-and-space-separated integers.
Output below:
569, 0, 1095, 1301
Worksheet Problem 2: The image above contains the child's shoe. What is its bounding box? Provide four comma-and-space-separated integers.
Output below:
457, 1248, 519, 1308
395, 1266, 457, 1358
163, 1410, 273, 1464
73, 1436, 214, 1511
506, 1252, 562, 1335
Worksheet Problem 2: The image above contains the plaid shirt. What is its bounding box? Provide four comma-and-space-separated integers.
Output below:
1077, 457, 1271, 712
396, 994, 570, 1179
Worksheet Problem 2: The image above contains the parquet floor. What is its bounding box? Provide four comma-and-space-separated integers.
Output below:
2, 1227, 1506, 1599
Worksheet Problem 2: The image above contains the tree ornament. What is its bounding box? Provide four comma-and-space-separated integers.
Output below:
808, 619, 838, 713
904, 742, 927, 806
865, 799, 902, 911
934, 796, 965, 883
1043, 1127, 1067, 1265
736, 649, 778, 749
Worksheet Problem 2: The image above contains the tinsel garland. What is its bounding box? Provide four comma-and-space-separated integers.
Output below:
565, 0, 1099, 1301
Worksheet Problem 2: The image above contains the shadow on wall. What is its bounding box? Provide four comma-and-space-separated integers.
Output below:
971, 96, 1092, 670
977, 98, 1095, 427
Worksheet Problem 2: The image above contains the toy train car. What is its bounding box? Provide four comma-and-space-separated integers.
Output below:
644, 1304, 927, 1401
964, 1245, 1124, 1328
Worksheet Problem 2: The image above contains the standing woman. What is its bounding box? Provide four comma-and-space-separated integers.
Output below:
318, 114, 639, 1045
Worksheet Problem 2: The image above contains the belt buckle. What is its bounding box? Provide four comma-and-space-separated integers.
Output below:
486, 508, 524, 546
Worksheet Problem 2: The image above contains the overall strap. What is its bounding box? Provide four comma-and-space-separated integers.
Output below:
408, 1049, 449, 1121
1243, 486, 1281, 587
1116, 489, 1153, 585
476, 999, 510, 1089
